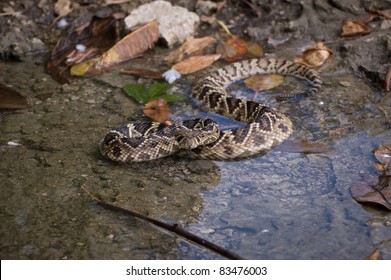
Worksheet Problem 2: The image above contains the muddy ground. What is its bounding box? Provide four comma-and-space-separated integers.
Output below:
0, 0, 390, 259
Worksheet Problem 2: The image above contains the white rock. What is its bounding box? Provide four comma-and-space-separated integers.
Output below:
124, 1, 200, 47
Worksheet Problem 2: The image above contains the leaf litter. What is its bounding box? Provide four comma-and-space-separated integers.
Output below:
351, 144, 391, 211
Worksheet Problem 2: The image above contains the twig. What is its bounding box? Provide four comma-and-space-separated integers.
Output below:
82, 186, 245, 260
385, 67, 391, 92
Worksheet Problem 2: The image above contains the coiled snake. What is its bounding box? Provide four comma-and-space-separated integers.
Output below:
100, 58, 322, 162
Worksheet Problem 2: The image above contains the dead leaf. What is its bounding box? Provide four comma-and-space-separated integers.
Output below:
172, 54, 221, 74
244, 41, 264, 58
120, 68, 164, 79
373, 144, 391, 168
244, 74, 284, 91
165, 36, 216, 64
216, 40, 237, 61
341, 19, 372, 37
216, 37, 246, 62
350, 178, 391, 210
386, 67, 391, 92
71, 20, 159, 76
294, 42, 333, 68
364, 249, 381, 260
54, 0, 72, 18
369, 9, 391, 20
143, 98, 170, 122
0, 83, 29, 109
277, 140, 335, 153
47, 15, 120, 83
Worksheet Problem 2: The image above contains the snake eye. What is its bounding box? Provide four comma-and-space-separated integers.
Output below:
103, 132, 118, 144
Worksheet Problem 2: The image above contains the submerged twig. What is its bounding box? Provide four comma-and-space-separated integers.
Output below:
82, 186, 245, 260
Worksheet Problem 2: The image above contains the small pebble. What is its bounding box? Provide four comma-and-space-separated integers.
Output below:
7, 141, 22, 146
339, 81, 351, 87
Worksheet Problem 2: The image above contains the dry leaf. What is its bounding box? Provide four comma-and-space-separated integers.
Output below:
369, 9, 391, 20
364, 249, 381, 260
386, 67, 391, 92
244, 41, 264, 58
277, 140, 335, 153
0, 83, 29, 109
47, 16, 120, 83
350, 178, 391, 210
143, 98, 170, 122
121, 68, 163, 79
71, 20, 159, 76
165, 36, 216, 64
172, 54, 221, 74
244, 74, 284, 91
54, 0, 72, 18
216, 36, 246, 61
294, 42, 333, 68
373, 144, 391, 168
216, 40, 237, 61
341, 19, 372, 37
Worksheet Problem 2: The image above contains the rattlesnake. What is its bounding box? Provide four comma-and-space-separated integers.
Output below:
100, 58, 321, 162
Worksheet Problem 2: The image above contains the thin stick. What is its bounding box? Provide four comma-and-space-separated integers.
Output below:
82, 186, 245, 260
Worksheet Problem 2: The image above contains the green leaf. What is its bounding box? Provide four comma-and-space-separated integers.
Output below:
147, 82, 173, 100
123, 84, 148, 103
159, 94, 188, 103
123, 82, 186, 104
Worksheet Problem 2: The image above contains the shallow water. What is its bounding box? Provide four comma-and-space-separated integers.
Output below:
0, 56, 390, 259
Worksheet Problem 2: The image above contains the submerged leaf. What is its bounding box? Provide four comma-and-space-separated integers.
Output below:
277, 140, 335, 153
373, 144, 391, 168
143, 98, 170, 122
0, 83, 29, 109
244, 74, 284, 91
350, 178, 391, 210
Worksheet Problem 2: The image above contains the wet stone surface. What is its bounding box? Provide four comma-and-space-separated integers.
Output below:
1, 0, 391, 260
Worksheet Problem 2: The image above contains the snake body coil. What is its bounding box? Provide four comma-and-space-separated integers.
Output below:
100, 58, 321, 162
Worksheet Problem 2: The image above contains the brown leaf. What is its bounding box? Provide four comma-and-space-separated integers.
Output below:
244, 74, 284, 91
373, 144, 391, 168
216, 36, 246, 62
216, 40, 237, 61
364, 249, 381, 260
350, 178, 391, 210
47, 15, 120, 83
165, 36, 216, 64
277, 140, 335, 153
386, 67, 391, 92
0, 83, 29, 109
369, 9, 391, 20
172, 54, 221, 74
244, 41, 264, 58
341, 19, 372, 37
143, 98, 170, 122
120, 68, 164, 79
294, 42, 333, 68
54, 0, 72, 18
71, 20, 159, 76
